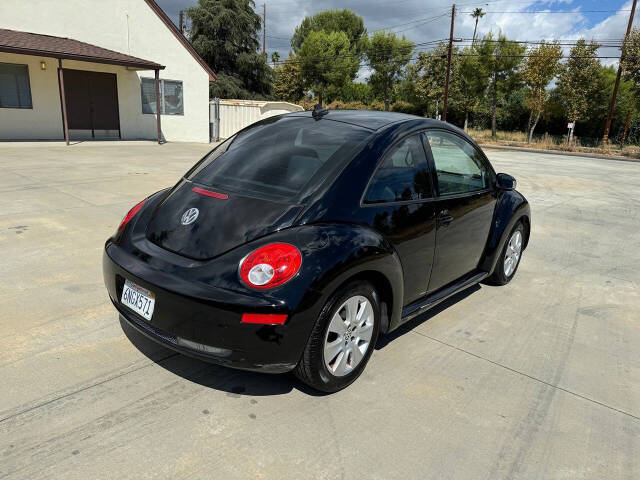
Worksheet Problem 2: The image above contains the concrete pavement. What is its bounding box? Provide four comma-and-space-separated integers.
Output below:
0, 143, 638, 479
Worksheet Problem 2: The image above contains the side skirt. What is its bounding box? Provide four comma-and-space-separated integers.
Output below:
399, 271, 488, 325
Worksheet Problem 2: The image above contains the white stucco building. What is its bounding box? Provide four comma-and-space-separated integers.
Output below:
0, 0, 216, 143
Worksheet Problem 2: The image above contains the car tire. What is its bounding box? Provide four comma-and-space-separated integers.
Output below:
294, 281, 381, 393
487, 221, 525, 286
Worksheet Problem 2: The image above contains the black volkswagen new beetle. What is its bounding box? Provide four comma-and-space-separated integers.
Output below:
103, 110, 530, 392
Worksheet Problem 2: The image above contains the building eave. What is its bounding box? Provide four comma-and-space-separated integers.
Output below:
143, 0, 217, 82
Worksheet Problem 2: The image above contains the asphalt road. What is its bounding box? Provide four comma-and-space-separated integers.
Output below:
1, 142, 638, 479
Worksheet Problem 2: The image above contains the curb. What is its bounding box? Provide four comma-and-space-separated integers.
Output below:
479, 143, 640, 163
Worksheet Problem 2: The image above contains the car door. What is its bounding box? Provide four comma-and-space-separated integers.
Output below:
423, 129, 496, 293
361, 133, 438, 305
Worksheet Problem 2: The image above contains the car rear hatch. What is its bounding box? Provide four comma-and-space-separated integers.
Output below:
146, 115, 373, 260
146, 179, 302, 260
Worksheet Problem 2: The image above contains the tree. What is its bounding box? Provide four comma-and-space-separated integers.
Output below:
621, 28, 640, 106
187, 0, 272, 99
297, 30, 359, 105
272, 53, 305, 103
271, 51, 280, 65
582, 65, 636, 140
363, 31, 414, 111
291, 9, 366, 55
557, 39, 601, 144
450, 45, 489, 130
413, 43, 452, 118
340, 81, 374, 104
471, 8, 485, 43
395, 64, 428, 115
521, 42, 562, 142
477, 33, 526, 137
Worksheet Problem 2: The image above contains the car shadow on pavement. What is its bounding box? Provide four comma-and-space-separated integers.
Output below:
119, 316, 326, 397
119, 284, 481, 396
375, 284, 481, 350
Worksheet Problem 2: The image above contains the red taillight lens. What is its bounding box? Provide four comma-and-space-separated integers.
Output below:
239, 243, 302, 289
118, 199, 146, 230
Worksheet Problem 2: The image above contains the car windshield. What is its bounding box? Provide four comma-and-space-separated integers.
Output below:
187, 116, 371, 203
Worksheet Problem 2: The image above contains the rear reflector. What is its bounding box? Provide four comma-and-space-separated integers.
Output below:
241, 313, 287, 325
192, 186, 228, 199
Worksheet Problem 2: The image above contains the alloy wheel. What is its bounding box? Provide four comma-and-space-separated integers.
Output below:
504, 229, 523, 277
323, 295, 374, 377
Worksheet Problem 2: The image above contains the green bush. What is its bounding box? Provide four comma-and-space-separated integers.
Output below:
391, 100, 422, 115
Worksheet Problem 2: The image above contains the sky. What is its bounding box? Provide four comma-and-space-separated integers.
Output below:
156, 0, 639, 79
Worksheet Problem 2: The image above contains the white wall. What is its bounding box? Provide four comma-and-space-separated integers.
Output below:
0, 0, 210, 142
0, 53, 63, 140
217, 100, 303, 138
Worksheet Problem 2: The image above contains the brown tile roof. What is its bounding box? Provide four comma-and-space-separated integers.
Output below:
0, 28, 165, 70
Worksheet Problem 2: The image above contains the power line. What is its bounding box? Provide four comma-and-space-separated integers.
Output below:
272, 48, 623, 69
454, 0, 563, 4
270, 34, 631, 64
457, 38, 625, 43
459, 9, 633, 14
454, 53, 622, 59
371, 11, 450, 33
261, 10, 450, 46
388, 14, 452, 34
455, 39, 625, 48
271, 39, 447, 66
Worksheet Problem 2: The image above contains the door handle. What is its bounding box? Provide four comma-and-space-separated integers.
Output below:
437, 210, 453, 226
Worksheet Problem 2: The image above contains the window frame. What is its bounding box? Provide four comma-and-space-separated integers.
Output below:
140, 77, 184, 116
423, 128, 496, 199
360, 130, 436, 207
0, 62, 33, 110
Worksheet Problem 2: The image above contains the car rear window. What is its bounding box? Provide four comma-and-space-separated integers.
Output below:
187, 116, 371, 202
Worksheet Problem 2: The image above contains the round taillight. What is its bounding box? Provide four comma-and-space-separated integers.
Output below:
118, 199, 146, 230
239, 243, 302, 289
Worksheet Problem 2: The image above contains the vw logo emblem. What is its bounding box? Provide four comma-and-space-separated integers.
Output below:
181, 207, 199, 225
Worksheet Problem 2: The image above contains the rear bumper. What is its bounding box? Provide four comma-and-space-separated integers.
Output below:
103, 245, 309, 373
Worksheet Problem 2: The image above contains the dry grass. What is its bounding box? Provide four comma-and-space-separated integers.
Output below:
621, 145, 640, 159
468, 129, 640, 159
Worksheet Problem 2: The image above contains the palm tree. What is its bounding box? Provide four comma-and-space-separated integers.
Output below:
471, 8, 485, 43
271, 51, 280, 65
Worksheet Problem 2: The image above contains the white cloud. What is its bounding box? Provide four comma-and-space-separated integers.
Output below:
157, 0, 638, 69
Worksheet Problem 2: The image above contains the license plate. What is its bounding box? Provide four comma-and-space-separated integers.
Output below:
121, 279, 155, 321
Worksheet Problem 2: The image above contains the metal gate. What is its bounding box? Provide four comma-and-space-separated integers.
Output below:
209, 97, 220, 142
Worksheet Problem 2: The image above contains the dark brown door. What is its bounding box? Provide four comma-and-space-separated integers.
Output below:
63, 69, 120, 137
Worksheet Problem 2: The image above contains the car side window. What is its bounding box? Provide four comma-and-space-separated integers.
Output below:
425, 131, 489, 196
364, 134, 431, 204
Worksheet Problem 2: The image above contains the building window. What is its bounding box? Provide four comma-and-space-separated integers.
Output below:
141, 78, 183, 115
0, 62, 32, 109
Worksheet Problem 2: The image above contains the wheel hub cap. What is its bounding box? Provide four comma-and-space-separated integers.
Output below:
504, 230, 522, 277
323, 295, 374, 377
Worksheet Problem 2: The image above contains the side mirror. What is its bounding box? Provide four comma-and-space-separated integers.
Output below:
496, 173, 516, 191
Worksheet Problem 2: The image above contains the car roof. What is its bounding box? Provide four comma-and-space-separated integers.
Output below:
286, 109, 444, 131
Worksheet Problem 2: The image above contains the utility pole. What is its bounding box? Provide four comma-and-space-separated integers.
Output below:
179, 10, 184, 34
621, 110, 632, 145
442, 3, 455, 122
602, 0, 636, 144
262, 4, 266, 57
